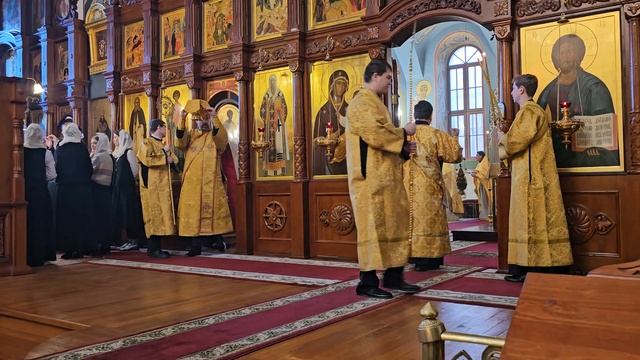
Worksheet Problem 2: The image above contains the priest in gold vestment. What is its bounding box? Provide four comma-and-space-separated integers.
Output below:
500, 74, 573, 282
403, 101, 462, 271
346, 60, 420, 299
137, 119, 178, 258
175, 107, 233, 256
472, 151, 493, 220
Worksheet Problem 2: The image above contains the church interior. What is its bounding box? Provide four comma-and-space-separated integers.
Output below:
1, 0, 640, 359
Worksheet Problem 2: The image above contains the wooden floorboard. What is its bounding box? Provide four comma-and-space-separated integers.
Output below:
240, 299, 512, 360
0, 261, 513, 360
0, 263, 307, 360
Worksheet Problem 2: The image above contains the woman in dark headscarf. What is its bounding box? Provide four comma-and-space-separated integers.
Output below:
56, 123, 95, 259
111, 130, 145, 251
312, 69, 350, 175
90, 133, 114, 255
23, 124, 55, 266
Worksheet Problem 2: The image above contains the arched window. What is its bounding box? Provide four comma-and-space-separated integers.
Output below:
448, 45, 484, 159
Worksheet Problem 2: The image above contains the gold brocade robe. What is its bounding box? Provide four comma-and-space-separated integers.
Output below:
137, 136, 178, 236
176, 118, 233, 237
442, 163, 464, 214
499, 101, 573, 267
403, 125, 462, 258
473, 156, 493, 220
346, 88, 410, 271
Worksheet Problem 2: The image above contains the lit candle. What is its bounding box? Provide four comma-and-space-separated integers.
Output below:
326, 121, 332, 135
258, 127, 265, 133
560, 101, 571, 109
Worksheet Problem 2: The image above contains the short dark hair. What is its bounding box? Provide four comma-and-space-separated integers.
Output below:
364, 60, 392, 83
149, 119, 166, 133
512, 74, 538, 97
414, 101, 433, 120
477, 151, 485, 157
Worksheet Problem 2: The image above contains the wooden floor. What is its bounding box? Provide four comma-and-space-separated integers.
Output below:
0, 260, 512, 360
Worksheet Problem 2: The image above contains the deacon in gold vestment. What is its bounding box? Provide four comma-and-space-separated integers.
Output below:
442, 162, 464, 215
346, 60, 420, 299
403, 101, 462, 271
472, 151, 493, 220
137, 119, 178, 258
175, 107, 233, 256
500, 74, 573, 282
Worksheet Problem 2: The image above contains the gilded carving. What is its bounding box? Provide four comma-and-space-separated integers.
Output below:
494, 24, 511, 40
202, 58, 231, 76
329, 204, 355, 235
389, 0, 482, 31
368, 26, 380, 40
368, 47, 386, 60
234, 71, 251, 82
251, 45, 296, 67
263, 201, 287, 232
161, 68, 184, 83
340, 33, 369, 49
305, 39, 335, 56
624, 2, 640, 17
121, 74, 141, 90
232, 53, 241, 65
494, 0, 509, 16
294, 137, 306, 179
515, 0, 561, 17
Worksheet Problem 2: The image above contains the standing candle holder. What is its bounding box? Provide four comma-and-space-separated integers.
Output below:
251, 127, 271, 158
314, 121, 339, 161
551, 101, 583, 148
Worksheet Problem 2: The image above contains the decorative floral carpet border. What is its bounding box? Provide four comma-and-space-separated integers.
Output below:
415, 289, 518, 308
40, 267, 482, 360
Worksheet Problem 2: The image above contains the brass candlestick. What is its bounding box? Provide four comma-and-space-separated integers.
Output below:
551, 102, 583, 148
251, 128, 271, 158
314, 124, 339, 161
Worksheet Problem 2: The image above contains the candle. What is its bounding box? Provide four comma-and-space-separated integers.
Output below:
258, 127, 265, 133
560, 101, 571, 109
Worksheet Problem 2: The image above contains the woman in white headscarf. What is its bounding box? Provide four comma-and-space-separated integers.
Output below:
55, 123, 95, 259
23, 124, 56, 266
111, 130, 145, 251
91, 133, 115, 255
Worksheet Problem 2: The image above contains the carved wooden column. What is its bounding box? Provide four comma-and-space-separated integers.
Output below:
0, 77, 30, 276
105, 2, 122, 131
36, 25, 57, 134
142, 0, 160, 119
493, 21, 514, 132
63, 17, 89, 133
234, 70, 254, 254
290, 60, 308, 258
625, 2, 640, 172
492, 21, 514, 273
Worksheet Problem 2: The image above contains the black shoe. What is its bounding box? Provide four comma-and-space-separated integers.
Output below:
186, 248, 201, 257
356, 286, 393, 299
383, 281, 420, 293
504, 274, 526, 283
148, 250, 170, 259
414, 264, 439, 272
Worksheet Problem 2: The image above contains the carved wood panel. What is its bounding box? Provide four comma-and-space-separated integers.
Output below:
310, 182, 357, 261
562, 191, 620, 258
255, 184, 292, 256
0, 212, 5, 258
